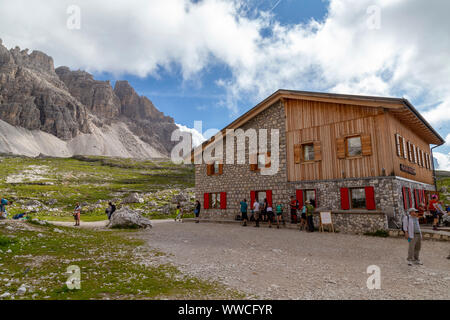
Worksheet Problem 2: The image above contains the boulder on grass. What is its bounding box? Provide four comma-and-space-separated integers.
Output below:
108, 207, 152, 229
122, 192, 144, 204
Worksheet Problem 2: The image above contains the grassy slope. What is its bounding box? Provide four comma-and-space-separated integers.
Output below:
0, 156, 194, 221
0, 221, 241, 300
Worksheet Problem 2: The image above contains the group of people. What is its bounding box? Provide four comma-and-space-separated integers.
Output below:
174, 200, 201, 223
70, 201, 117, 226
238, 196, 316, 231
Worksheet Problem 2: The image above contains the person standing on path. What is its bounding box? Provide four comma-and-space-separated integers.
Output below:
267, 204, 274, 228
240, 199, 248, 226
299, 203, 307, 231
429, 194, 440, 230
175, 203, 183, 222
275, 202, 284, 229
305, 200, 315, 232
73, 202, 81, 226
289, 196, 299, 224
403, 208, 423, 266
106, 202, 116, 220
194, 200, 201, 223
253, 198, 260, 228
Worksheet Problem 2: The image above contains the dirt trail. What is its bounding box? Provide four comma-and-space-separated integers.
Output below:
136, 221, 450, 300
47, 219, 174, 229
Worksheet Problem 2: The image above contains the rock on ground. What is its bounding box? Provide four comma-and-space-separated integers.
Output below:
122, 192, 144, 204
108, 207, 152, 229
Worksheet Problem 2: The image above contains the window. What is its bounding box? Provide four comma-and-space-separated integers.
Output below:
207, 161, 223, 176
256, 191, 267, 204
350, 188, 366, 209
395, 134, 408, 159
408, 142, 414, 162
257, 154, 266, 169
402, 187, 412, 209
303, 143, 315, 162
304, 190, 317, 207
346, 136, 362, 157
209, 193, 221, 209
251, 152, 271, 171
213, 161, 220, 174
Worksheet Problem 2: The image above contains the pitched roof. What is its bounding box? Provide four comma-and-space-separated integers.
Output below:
194, 89, 445, 157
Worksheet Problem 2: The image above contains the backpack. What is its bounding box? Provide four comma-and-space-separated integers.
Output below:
1, 199, 7, 206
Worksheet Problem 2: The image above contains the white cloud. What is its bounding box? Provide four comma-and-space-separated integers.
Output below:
176, 123, 206, 147
1, 0, 450, 125
434, 152, 450, 171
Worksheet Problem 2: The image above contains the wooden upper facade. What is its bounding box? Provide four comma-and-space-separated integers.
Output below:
195, 90, 445, 185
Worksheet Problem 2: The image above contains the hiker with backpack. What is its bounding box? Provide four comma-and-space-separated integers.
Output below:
240, 199, 248, 227
403, 207, 423, 266
73, 202, 81, 226
194, 200, 201, 223
106, 202, 116, 220
175, 203, 183, 222
305, 200, 315, 232
299, 202, 308, 231
0, 198, 12, 219
275, 202, 284, 229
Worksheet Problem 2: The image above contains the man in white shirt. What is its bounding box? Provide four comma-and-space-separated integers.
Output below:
403, 208, 423, 266
253, 200, 260, 228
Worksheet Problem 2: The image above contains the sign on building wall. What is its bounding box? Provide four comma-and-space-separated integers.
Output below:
400, 164, 416, 176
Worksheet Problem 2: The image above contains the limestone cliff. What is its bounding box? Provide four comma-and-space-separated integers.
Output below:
0, 39, 178, 157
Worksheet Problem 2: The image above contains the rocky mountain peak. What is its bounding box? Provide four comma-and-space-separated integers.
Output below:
56, 66, 121, 119
114, 80, 165, 120
0, 40, 179, 157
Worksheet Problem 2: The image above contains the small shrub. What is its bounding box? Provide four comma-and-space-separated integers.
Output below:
0, 235, 16, 247
364, 230, 389, 238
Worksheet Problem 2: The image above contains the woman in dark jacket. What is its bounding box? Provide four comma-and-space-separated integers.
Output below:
194, 200, 201, 223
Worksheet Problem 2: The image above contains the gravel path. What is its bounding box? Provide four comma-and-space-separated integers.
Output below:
138, 221, 450, 300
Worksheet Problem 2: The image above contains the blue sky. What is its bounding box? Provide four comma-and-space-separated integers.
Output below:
1, 0, 449, 168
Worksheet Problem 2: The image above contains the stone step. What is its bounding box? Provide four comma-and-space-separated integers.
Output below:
388, 229, 450, 241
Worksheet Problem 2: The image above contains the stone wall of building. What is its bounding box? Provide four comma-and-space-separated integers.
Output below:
195, 100, 288, 220
311, 212, 387, 234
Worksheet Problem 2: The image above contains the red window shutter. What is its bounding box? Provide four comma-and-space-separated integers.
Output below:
402, 187, 407, 210
266, 190, 273, 207
204, 193, 210, 209
340, 188, 350, 210
296, 189, 303, 207
408, 188, 412, 209
414, 189, 419, 208
250, 191, 256, 207
365, 186, 376, 210
220, 192, 227, 209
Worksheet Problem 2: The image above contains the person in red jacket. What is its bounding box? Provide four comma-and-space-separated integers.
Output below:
289, 196, 299, 224
428, 195, 439, 230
